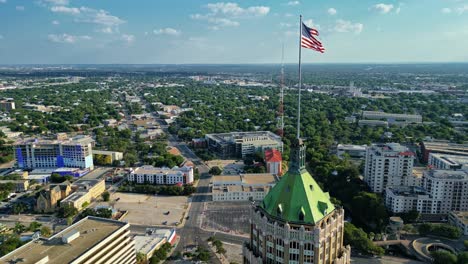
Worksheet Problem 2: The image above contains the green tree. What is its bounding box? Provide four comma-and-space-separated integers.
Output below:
59, 205, 78, 218
40, 226, 52, 237
28, 221, 42, 231
12, 202, 28, 214
431, 251, 457, 264
13, 222, 26, 234
343, 223, 384, 256
0, 235, 23, 256
209, 166, 222, 175
457, 252, 468, 264
102, 191, 110, 201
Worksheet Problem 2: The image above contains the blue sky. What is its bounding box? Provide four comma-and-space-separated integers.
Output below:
0, 0, 467, 64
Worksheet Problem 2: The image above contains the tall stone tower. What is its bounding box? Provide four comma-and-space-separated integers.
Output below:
243, 139, 351, 264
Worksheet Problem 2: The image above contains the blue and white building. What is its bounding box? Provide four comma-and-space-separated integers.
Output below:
14, 135, 94, 171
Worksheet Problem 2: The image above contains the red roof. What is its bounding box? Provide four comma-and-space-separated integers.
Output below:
265, 149, 282, 163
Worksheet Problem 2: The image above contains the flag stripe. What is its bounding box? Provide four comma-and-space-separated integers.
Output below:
301, 22, 325, 53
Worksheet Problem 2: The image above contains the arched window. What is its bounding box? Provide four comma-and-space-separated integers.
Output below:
299, 210, 305, 221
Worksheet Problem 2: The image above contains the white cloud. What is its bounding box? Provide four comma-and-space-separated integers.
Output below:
279, 22, 292, 28
372, 3, 394, 14
192, 2, 269, 29
48, 33, 91, 43
334, 19, 363, 34
284, 13, 293, 17
328, 8, 337, 15
287, 1, 300, 6
205, 2, 270, 16
121, 34, 135, 44
395, 7, 401, 14
456, 5, 468, 14
191, 14, 240, 29
52, 20, 60, 25
44, 0, 69, 4
50, 6, 125, 33
0, 0, 6, 3
77, 7, 125, 27
51, 6, 80, 15
153, 28, 181, 36
303, 19, 320, 29
16, 6, 25, 11
99, 27, 114, 34
442, 7, 452, 14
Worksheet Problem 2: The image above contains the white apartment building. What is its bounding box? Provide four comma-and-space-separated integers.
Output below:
422, 169, 468, 214
428, 153, 468, 170
364, 143, 415, 193
448, 211, 468, 236
385, 169, 468, 214
14, 135, 94, 170
128, 165, 194, 185
385, 186, 433, 214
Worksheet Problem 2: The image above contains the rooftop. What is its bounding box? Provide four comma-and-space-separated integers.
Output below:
260, 140, 335, 225
212, 173, 278, 185
131, 165, 192, 175
265, 149, 282, 163
14, 135, 94, 146
206, 131, 282, 143
425, 169, 468, 180
337, 144, 367, 151
134, 229, 174, 255
387, 186, 429, 197
0, 217, 128, 264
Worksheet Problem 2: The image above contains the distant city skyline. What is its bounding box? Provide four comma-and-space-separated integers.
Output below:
0, 0, 467, 64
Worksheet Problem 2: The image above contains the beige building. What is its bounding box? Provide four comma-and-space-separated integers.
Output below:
244, 140, 351, 264
36, 181, 72, 213
61, 179, 105, 210
0, 216, 136, 264
211, 173, 278, 202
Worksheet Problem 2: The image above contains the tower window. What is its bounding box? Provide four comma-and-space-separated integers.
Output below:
299, 211, 305, 221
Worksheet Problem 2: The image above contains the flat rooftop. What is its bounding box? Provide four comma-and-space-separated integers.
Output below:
337, 144, 367, 151
387, 186, 429, 197
0, 217, 128, 264
212, 173, 277, 185
206, 131, 282, 142
430, 153, 468, 165
134, 229, 173, 255
14, 135, 94, 146
212, 185, 270, 194
131, 165, 191, 175
425, 169, 468, 180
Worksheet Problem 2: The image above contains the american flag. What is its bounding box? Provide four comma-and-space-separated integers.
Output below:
301, 22, 325, 53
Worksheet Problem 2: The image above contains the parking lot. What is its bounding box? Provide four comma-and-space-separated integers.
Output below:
201, 201, 251, 235
206, 160, 245, 175
95, 192, 189, 227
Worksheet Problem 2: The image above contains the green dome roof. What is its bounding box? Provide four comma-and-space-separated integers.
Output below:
260, 140, 335, 224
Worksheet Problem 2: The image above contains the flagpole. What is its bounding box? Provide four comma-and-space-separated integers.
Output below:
297, 14, 302, 140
